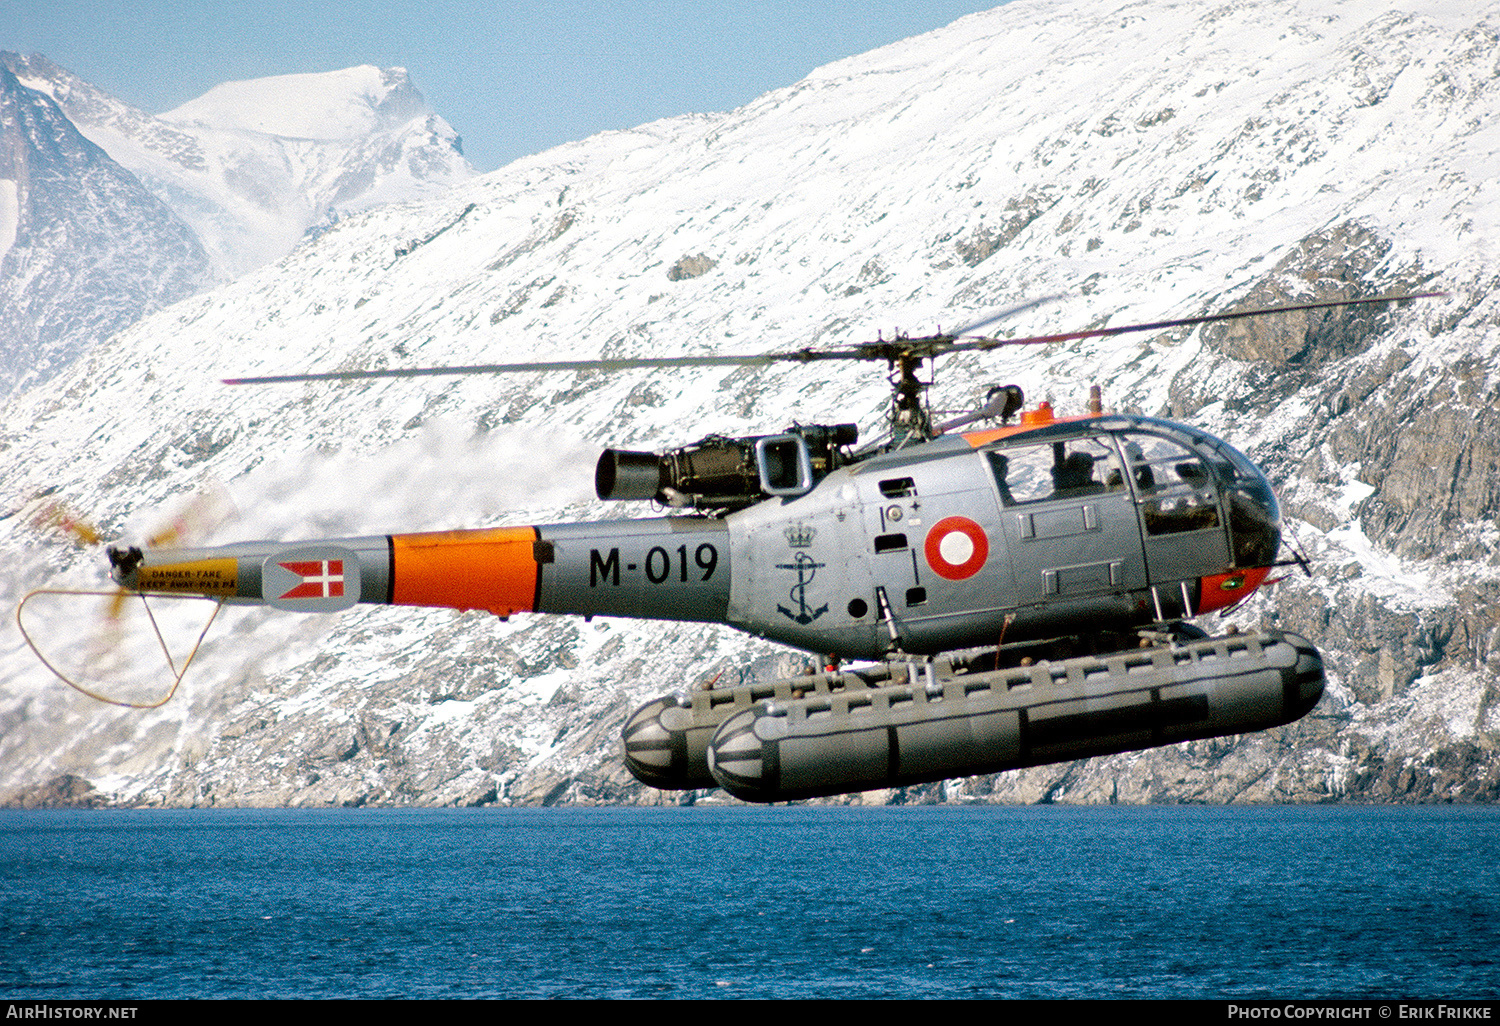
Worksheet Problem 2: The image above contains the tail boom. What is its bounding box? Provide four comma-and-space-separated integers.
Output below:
109, 516, 731, 623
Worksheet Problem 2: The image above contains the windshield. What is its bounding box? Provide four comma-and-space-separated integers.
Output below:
1180, 428, 1281, 567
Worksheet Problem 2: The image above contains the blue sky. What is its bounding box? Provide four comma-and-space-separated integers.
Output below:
1, 1, 1004, 171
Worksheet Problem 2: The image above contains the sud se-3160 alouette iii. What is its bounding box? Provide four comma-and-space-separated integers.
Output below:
22, 293, 1437, 802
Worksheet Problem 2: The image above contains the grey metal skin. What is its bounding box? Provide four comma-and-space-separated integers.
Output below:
699, 631, 1324, 803
615, 412, 1304, 796
535, 518, 731, 621
712, 414, 1280, 660
107, 538, 392, 612
111, 416, 1280, 658
102, 411, 1314, 801
529, 414, 1273, 654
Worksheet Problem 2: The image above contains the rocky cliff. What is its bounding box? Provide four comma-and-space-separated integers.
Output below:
1, 0, 1496, 807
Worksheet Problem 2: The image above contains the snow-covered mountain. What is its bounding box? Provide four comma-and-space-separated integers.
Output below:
2, 0, 1497, 808
3, 55, 476, 278
0, 55, 474, 397
0, 66, 214, 397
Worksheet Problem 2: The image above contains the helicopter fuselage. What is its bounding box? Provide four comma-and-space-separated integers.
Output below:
113, 410, 1281, 664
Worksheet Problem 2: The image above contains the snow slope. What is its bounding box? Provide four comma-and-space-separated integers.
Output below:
163, 65, 427, 141
2, 0, 1497, 807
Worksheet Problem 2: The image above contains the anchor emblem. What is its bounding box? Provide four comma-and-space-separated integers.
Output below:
775, 551, 828, 625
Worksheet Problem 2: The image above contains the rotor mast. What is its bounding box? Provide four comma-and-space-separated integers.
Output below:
887, 347, 934, 447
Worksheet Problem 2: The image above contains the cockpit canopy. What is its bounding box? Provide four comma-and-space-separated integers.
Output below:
980, 416, 1281, 569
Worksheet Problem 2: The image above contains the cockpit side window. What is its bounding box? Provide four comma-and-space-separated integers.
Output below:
1201, 436, 1280, 566
1118, 432, 1221, 536
987, 437, 1124, 506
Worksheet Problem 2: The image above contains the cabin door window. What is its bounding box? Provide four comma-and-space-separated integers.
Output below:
986, 436, 1145, 603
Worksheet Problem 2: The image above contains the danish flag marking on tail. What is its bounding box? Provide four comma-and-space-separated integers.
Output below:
263, 546, 360, 611
278, 560, 345, 600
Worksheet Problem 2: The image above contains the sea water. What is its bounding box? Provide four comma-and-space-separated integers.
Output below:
1, 804, 1496, 999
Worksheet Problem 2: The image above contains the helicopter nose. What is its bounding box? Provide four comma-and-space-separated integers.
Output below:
1226, 477, 1281, 569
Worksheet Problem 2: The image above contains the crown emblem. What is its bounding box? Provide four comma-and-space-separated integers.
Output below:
784, 523, 815, 548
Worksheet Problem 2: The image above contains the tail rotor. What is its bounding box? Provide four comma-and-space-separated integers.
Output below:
18, 484, 238, 708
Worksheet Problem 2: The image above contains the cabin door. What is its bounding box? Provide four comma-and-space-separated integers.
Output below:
987, 435, 1148, 607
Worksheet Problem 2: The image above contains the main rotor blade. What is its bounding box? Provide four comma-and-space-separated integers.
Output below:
222, 291, 1443, 385
223, 353, 794, 385
943, 291, 1445, 354
947, 294, 1067, 338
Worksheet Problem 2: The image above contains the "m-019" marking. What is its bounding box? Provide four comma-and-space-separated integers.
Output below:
590, 544, 719, 586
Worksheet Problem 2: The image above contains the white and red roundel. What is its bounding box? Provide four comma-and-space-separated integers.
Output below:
923, 516, 990, 581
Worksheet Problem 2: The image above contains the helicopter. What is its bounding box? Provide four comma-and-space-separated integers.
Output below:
24, 292, 1437, 802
